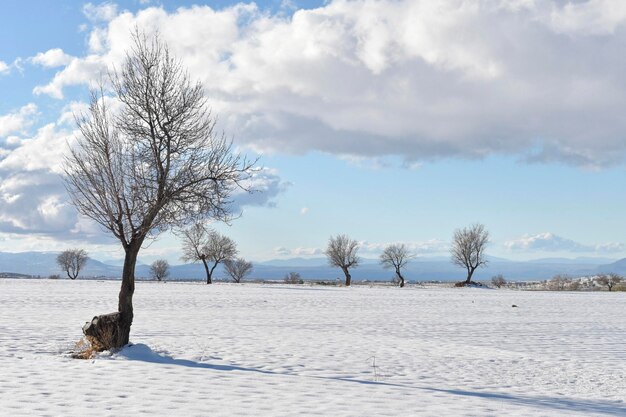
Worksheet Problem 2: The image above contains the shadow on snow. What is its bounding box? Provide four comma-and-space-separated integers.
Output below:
116, 344, 626, 415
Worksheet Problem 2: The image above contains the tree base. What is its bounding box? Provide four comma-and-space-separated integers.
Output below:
82, 312, 124, 351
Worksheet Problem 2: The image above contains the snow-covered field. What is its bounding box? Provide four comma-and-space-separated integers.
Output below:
0, 279, 625, 416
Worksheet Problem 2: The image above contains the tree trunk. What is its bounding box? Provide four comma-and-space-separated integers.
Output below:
465, 267, 475, 284
117, 243, 140, 347
82, 242, 141, 351
342, 267, 351, 286
209, 261, 219, 285
202, 259, 212, 284
396, 269, 405, 288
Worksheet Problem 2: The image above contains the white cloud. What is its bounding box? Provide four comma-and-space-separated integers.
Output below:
0, 106, 287, 242
57, 101, 90, 126
33, 56, 106, 99
0, 104, 38, 138
274, 239, 448, 258
83, 2, 119, 22
30, 1, 626, 167
547, 0, 626, 35
0, 60, 9, 75
0, 170, 77, 235
504, 232, 625, 253
0, 123, 73, 174
300, 207, 309, 215
231, 167, 291, 211
30, 48, 74, 68
359, 239, 449, 255
274, 246, 323, 257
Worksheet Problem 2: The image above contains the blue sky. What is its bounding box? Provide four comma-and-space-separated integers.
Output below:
1, 0, 626, 264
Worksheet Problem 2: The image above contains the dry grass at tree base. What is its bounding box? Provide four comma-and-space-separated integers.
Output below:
71, 338, 98, 360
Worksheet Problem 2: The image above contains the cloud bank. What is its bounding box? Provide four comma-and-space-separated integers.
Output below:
505, 232, 625, 253
29, 0, 626, 168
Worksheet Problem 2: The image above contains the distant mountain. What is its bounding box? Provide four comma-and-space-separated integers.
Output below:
0, 251, 622, 282
598, 258, 626, 274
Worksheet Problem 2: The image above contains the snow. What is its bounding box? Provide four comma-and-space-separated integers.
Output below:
0, 279, 625, 416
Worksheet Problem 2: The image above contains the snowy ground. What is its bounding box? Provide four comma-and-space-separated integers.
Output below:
0, 279, 625, 416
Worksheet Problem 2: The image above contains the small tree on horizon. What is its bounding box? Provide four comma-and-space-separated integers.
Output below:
451, 223, 489, 284
380, 244, 415, 288
325, 234, 359, 286
284, 271, 303, 284
596, 273, 623, 292
224, 258, 253, 283
150, 259, 169, 281
491, 274, 506, 288
180, 223, 238, 284
549, 274, 570, 291
56, 249, 89, 280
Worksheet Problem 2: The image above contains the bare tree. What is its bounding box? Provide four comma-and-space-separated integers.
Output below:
284, 272, 303, 284
549, 274, 570, 291
180, 222, 237, 284
150, 259, 169, 281
56, 249, 89, 280
223, 258, 253, 283
568, 279, 581, 291
491, 274, 506, 288
325, 234, 359, 286
380, 244, 415, 288
451, 223, 489, 284
64, 32, 255, 350
596, 273, 623, 291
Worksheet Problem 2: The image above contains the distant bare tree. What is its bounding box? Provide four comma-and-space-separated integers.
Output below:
56, 249, 89, 280
451, 223, 489, 284
325, 234, 359, 286
64, 32, 255, 350
549, 274, 570, 291
568, 279, 581, 291
150, 260, 169, 281
180, 223, 238, 284
596, 273, 623, 291
380, 244, 415, 288
224, 258, 253, 283
491, 274, 506, 288
284, 272, 303, 284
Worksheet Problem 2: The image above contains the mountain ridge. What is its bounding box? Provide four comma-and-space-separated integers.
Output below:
0, 251, 623, 282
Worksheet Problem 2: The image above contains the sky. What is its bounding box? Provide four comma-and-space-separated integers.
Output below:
1, 0, 626, 265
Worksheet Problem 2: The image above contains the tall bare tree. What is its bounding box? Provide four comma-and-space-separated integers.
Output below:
223, 258, 253, 283
451, 223, 489, 284
380, 244, 415, 288
180, 222, 237, 284
56, 249, 89, 280
64, 32, 255, 350
596, 273, 623, 291
150, 259, 169, 281
325, 234, 359, 286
